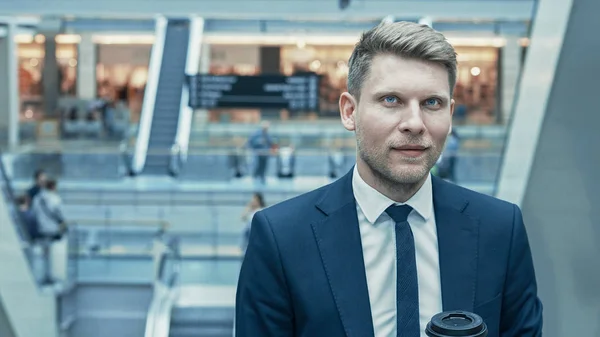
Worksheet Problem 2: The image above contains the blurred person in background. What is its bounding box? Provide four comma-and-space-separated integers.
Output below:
247, 121, 275, 184
229, 142, 248, 178
27, 169, 46, 202
103, 100, 118, 137
31, 178, 67, 285
236, 21, 541, 337
240, 193, 266, 253
328, 145, 347, 179
16, 195, 40, 242
276, 144, 296, 178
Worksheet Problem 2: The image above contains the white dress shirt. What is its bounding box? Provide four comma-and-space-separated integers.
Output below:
352, 166, 442, 337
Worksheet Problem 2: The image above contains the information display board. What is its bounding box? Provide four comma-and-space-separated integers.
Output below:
188, 73, 320, 111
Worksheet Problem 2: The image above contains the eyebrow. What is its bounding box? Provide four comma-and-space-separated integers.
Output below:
371, 90, 450, 102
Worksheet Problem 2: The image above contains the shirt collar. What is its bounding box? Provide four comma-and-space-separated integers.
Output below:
352, 165, 433, 224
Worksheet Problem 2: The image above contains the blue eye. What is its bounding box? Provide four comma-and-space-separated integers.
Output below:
384, 96, 398, 104
424, 98, 440, 107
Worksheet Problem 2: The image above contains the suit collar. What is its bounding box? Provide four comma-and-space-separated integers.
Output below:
315, 168, 471, 215
431, 175, 469, 213
315, 168, 356, 216
352, 165, 434, 224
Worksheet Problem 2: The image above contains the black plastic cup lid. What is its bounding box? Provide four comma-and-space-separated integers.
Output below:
425, 311, 488, 337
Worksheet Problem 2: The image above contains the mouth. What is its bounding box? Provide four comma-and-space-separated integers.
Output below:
391, 145, 428, 158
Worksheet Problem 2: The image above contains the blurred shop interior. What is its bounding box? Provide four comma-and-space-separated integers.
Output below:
14, 30, 529, 142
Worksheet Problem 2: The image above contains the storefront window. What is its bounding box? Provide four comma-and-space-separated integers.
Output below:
281, 45, 353, 119
280, 44, 500, 124
96, 44, 151, 123
18, 41, 78, 123
203, 42, 503, 126
453, 46, 499, 125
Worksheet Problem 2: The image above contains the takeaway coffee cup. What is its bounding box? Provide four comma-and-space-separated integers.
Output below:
425, 311, 488, 337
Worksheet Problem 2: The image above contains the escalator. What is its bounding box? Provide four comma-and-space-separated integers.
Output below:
143, 19, 190, 175
0, 153, 57, 337
168, 288, 235, 337
144, 233, 235, 337
145, 284, 235, 337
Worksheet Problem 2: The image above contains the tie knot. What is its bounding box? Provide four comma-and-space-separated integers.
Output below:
385, 204, 413, 223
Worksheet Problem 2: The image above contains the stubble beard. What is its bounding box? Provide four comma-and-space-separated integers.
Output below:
356, 127, 443, 195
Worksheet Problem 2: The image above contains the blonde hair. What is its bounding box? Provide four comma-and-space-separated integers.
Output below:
347, 21, 458, 99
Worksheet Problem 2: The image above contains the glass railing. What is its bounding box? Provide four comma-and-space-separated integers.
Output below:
67, 217, 171, 283
0, 152, 31, 240
0, 149, 76, 290
65, 211, 243, 286
0, 120, 512, 286
188, 121, 506, 151
60, 211, 243, 286
0, 149, 38, 277
3, 146, 133, 181
4, 145, 501, 194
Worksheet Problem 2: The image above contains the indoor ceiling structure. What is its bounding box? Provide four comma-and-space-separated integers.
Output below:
0, 0, 535, 21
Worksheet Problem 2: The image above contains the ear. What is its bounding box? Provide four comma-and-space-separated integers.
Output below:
339, 92, 358, 131
448, 98, 455, 135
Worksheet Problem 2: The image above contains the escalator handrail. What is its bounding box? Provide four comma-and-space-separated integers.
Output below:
145, 236, 181, 337
132, 15, 168, 174
144, 283, 178, 337
0, 152, 32, 243
174, 16, 205, 166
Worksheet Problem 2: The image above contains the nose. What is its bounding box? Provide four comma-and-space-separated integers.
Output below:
398, 100, 426, 135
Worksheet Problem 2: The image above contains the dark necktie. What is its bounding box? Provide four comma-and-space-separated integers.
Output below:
386, 205, 420, 337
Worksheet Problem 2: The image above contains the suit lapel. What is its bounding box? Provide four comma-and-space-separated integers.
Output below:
432, 177, 479, 312
311, 170, 375, 337
311, 173, 480, 334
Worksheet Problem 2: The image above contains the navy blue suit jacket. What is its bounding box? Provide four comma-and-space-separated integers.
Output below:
235, 169, 543, 337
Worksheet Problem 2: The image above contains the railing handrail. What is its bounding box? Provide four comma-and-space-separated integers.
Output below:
1, 147, 503, 156
144, 235, 181, 337
132, 15, 168, 174
0, 152, 32, 243
61, 198, 282, 207
70, 218, 170, 230
144, 283, 177, 337
174, 16, 204, 163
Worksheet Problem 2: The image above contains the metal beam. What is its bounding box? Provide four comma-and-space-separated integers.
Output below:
57, 18, 529, 36
0, 0, 535, 21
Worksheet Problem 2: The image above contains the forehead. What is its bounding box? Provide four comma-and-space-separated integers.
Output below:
362, 53, 451, 97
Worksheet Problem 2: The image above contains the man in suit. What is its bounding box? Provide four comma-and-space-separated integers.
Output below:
235, 21, 542, 337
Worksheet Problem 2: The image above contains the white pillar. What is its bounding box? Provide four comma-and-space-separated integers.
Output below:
0, 21, 21, 149
77, 33, 96, 100
200, 43, 210, 73
501, 36, 522, 124
496, 0, 573, 205
0, 29, 10, 145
